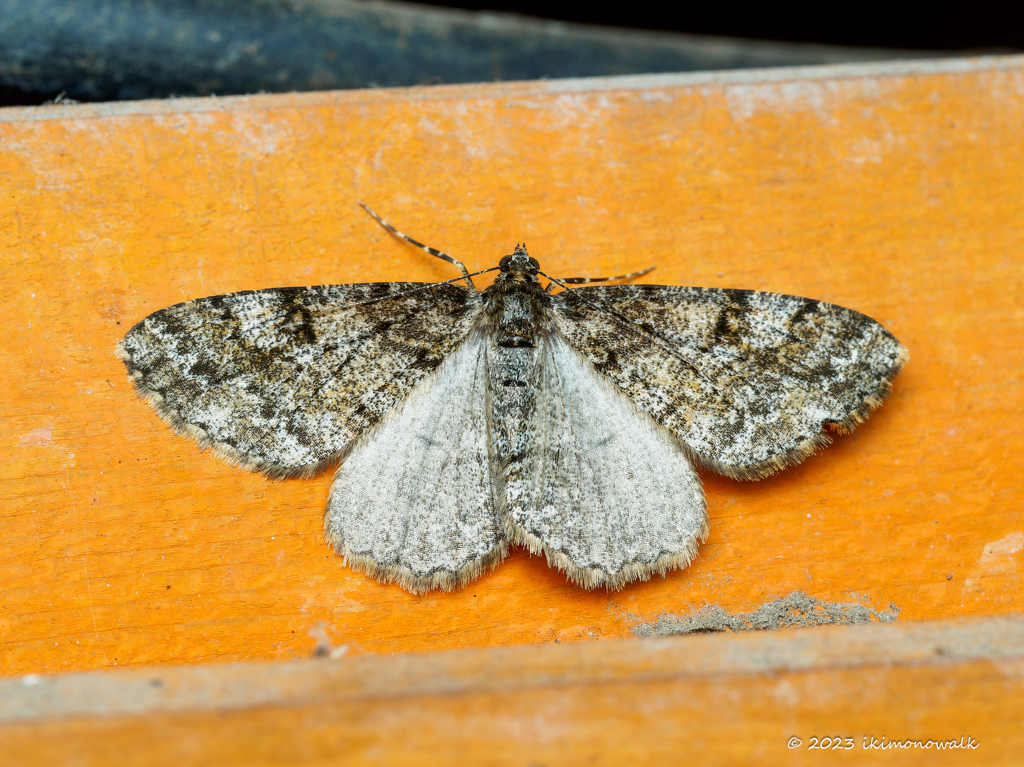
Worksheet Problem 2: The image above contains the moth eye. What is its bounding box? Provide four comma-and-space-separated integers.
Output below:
528, 258, 540, 271
499, 255, 512, 270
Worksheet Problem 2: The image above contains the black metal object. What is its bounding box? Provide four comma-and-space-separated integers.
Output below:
434, 1, 1024, 51
0, 0, 934, 106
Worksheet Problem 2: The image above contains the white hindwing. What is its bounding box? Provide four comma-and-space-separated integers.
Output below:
510, 331, 709, 589
324, 330, 506, 593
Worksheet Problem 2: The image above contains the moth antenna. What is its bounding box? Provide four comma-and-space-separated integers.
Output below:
360, 202, 477, 291
544, 265, 655, 293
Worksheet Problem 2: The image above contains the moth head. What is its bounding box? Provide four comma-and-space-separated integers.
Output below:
499, 243, 540, 276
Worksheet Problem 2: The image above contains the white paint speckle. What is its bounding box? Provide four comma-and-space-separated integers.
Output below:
17, 426, 53, 446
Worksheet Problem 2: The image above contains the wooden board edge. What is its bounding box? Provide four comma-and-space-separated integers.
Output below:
1, 53, 1022, 125
3, 613, 1022, 724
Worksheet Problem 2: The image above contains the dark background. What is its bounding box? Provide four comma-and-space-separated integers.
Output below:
431, 1, 1024, 51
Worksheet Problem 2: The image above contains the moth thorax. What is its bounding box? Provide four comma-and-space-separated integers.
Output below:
494, 292, 539, 348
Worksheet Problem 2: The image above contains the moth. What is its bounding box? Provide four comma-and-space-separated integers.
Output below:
118, 205, 908, 594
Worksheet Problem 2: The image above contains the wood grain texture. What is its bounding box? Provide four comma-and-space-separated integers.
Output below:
2, 616, 1021, 765
2, 56, 1023, 676
5, 663, 1013, 766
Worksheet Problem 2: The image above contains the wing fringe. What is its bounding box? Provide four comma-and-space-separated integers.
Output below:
506, 516, 710, 592
328, 538, 510, 595
116, 341, 344, 480
696, 344, 910, 481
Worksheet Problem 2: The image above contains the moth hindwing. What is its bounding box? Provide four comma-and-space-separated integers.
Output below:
119, 211, 907, 594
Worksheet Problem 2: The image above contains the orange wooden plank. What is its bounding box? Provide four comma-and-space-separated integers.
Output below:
2, 615, 1021, 765
2, 56, 1023, 675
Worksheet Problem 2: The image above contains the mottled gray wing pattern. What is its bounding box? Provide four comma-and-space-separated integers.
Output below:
325, 330, 506, 593
552, 286, 908, 479
118, 283, 482, 478
509, 331, 708, 590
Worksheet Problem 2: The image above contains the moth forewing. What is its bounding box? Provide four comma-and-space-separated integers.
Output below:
118, 283, 483, 479
552, 285, 908, 480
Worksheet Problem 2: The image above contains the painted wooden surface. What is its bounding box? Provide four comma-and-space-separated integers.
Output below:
2, 615, 1021, 765
2, 56, 1023, 681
